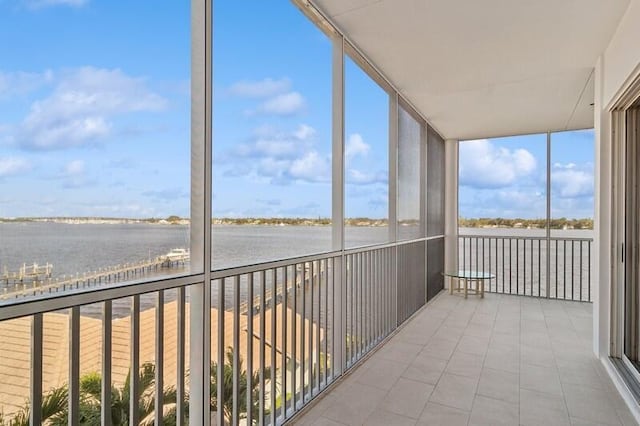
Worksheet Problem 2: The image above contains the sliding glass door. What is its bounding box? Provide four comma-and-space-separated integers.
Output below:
624, 106, 640, 372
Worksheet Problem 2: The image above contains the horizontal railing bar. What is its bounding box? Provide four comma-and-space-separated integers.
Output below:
0, 273, 203, 322
459, 234, 593, 242
210, 240, 418, 279
395, 236, 434, 245
425, 234, 445, 240
344, 240, 407, 254
211, 251, 341, 278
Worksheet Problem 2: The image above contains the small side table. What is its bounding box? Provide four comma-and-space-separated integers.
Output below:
443, 270, 495, 299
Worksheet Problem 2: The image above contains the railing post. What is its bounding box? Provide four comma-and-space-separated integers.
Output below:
30, 313, 43, 426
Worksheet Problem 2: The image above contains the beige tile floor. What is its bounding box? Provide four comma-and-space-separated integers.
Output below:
292, 292, 638, 426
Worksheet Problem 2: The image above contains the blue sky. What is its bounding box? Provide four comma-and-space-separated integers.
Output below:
0, 0, 190, 218
0, 0, 592, 220
213, 2, 389, 219
459, 130, 595, 219
0, 0, 390, 219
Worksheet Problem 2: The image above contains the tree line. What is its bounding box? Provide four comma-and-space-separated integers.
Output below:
459, 217, 593, 230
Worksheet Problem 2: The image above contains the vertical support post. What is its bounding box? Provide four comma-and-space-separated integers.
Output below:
217, 278, 225, 426
232, 276, 240, 426
389, 93, 399, 328
69, 306, 80, 426
102, 301, 112, 426
546, 131, 552, 298
155, 291, 165, 426
389, 93, 399, 243
246, 274, 254, 425
190, 0, 212, 424
291, 266, 297, 411
30, 313, 43, 426
281, 266, 288, 419
259, 271, 266, 423
271, 269, 278, 425
331, 34, 345, 377
421, 123, 428, 303
420, 123, 427, 239
444, 139, 459, 280
130, 296, 140, 426
176, 287, 186, 426
309, 262, 315, 394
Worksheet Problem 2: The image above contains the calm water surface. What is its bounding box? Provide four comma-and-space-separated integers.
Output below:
0, 223, 389, 275
0, 223, 594, 314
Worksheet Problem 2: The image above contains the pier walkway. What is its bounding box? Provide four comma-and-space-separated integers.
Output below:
0, 256, 187, 301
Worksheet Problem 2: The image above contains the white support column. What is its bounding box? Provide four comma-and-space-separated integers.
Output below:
331, 34, 345, 376
421, 123, 428, 303
389, 94, 399, 328
189, 0, 212, 424
389, 93, 399, 243
594, 55, 612, 358
444, 139, 459, 282
420, 123, 427, 238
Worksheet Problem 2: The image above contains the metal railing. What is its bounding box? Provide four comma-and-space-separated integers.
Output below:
0, 239, 431, 425
458, 235, 592, 301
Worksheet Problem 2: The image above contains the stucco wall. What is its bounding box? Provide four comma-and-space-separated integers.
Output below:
594, 1, 640, 421
603, 0, 640, 107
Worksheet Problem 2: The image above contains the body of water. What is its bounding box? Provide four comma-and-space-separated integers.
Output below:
0, 223, 392, 276
0, 223, 385, 316
0, 223, 594, 315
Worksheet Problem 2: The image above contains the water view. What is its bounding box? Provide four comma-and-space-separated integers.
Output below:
0, 222, 391, 278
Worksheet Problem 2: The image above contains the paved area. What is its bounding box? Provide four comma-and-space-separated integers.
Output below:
293, 292, 638, 425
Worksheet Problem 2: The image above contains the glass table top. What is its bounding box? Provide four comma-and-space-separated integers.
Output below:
443, 270, 495, 279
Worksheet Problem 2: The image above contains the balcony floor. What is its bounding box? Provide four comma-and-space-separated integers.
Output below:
293, 292, 637, 426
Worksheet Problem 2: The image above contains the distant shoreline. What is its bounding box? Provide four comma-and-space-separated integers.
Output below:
0, 216, 594, 229
459, 217, 593, 230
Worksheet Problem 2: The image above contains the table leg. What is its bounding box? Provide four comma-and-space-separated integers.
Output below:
481, 280, 485, 298
449, 276, 453, 294
463, 278, 468, 299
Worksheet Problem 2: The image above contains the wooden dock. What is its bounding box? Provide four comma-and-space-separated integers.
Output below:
0, 256, 188, 301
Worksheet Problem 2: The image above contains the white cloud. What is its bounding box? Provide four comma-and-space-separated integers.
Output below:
552, 162, 593, 198
459, 139, 537, 188
226, 124, 332, 185
289, 151, 330, 182
0, 157, 30, 178
63, 159, 85, 177
347, 168, 387, 185
228, 78, 291, 98
257, 92, 305, 116
256, 157, 290, 182
17, 66, 167, 150
234, 124, 316, 159
0, 70, 54, 99
459, 187, 546, 219
294, 124, 315, 140
238, 138, 297, 158
57, 159, 94, 188
345, 133, 370, 162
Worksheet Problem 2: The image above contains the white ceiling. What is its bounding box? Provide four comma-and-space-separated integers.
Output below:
313, 0, 630, 140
